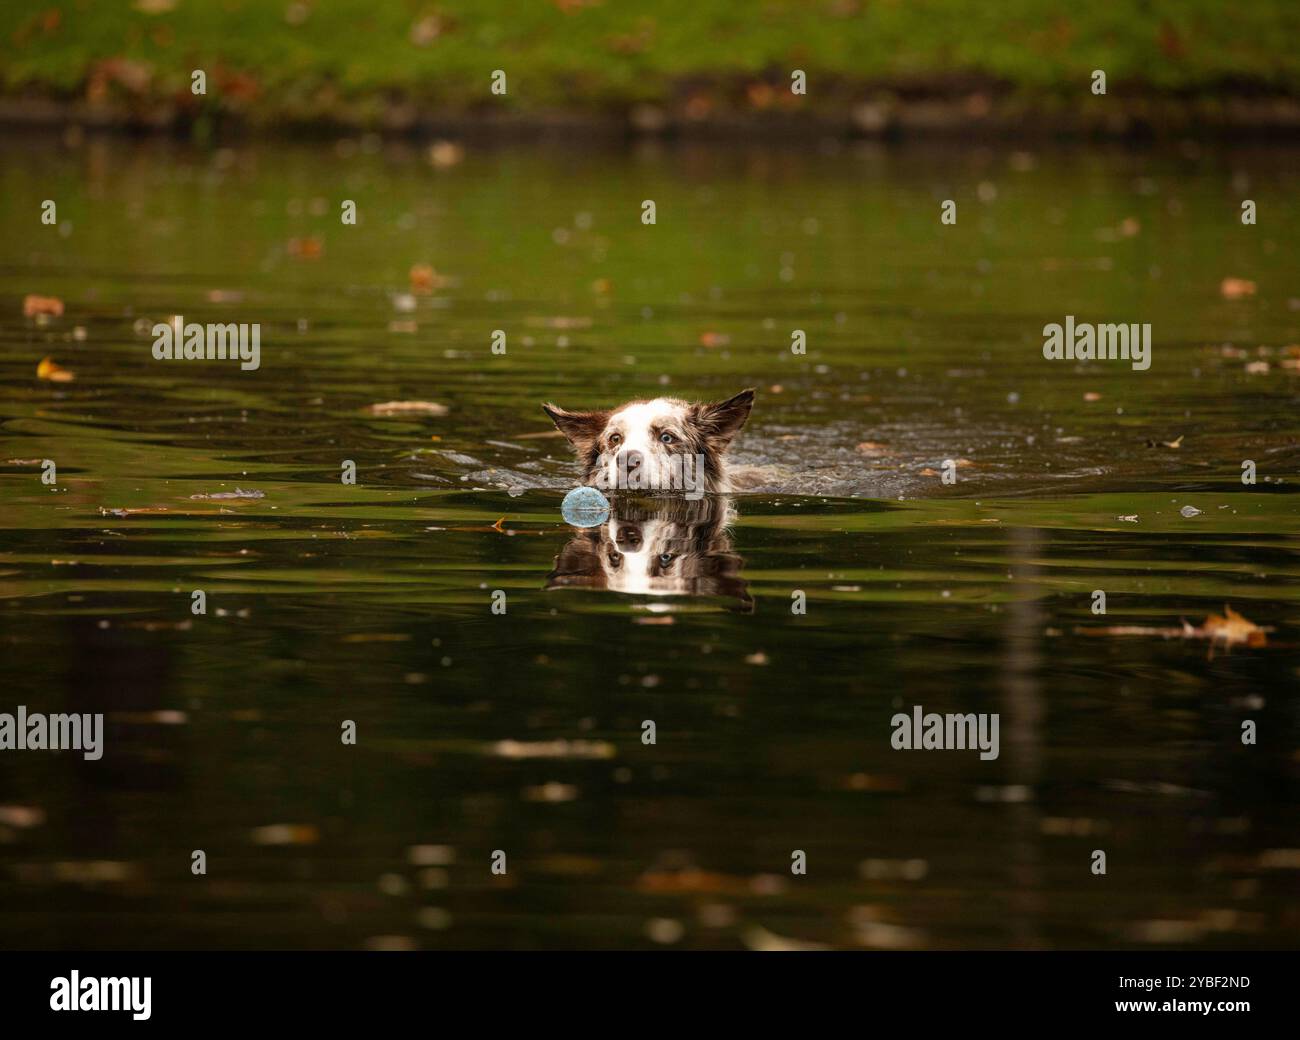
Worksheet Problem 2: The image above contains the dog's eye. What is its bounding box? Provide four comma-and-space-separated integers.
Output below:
659, 432, 675, 444
658, 553, 674, 566
609, 433, 622, 447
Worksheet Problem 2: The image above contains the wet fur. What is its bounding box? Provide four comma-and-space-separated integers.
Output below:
541, 388, 754, 494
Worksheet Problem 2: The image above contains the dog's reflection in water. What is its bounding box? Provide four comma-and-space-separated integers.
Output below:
546, 495, 752, 611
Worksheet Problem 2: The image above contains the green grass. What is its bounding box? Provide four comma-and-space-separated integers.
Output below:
3, 0, 1300, 123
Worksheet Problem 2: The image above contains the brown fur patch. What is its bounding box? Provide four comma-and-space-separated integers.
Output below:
541, 403, 611, 474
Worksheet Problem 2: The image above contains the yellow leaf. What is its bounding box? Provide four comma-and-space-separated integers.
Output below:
36, 356, 74, 382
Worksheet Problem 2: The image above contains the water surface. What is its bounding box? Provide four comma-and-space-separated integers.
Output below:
1, 135, 1297, 949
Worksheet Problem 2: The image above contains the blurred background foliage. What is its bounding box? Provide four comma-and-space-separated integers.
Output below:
2, 1, 1299, 129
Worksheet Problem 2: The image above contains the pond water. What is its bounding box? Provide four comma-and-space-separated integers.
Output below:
0, 134, 1296, 949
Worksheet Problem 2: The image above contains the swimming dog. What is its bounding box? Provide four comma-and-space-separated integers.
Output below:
542, 388, 754, 495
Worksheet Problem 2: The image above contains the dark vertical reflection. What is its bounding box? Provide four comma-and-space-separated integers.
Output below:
1002, 526, 1045, 949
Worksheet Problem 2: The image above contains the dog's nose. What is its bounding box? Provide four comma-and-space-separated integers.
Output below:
615, 525, 642, 550
620, 449, 643, 469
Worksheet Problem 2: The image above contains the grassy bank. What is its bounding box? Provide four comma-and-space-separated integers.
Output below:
3, 1, 1300, 134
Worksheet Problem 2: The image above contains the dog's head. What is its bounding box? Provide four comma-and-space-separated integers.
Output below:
546, 496, 752, 610
542, 389, 754, 494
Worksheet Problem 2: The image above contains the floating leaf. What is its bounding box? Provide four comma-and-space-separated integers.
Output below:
490, 739, 614, 760
1078, 605, 1270, 651
36, 356, 74, 382
427, 140, 464, 167
525, 315, 592, 330
1202, 605, 1269, 648
250, 823, 320, 846
0, 806, 45, 828
23, 294, 64, 318
287, 236, 322, 259
637, 867, 746, 895
409, 263, 446, 293
366, 400, 449, 417
743, 925, 831, 952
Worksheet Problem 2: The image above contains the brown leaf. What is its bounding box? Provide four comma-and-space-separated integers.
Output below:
1220, 277, 1257, 300
1078, 605, 1270, 649
427, 140, 464, 167
1202, 605, 1269, 648
637, 868, 745, 895
287, 236, 322, 259
747, 82, 776, 109
409, 263, 446, 293
24, 294, 64, 318
250, 823, 320, 846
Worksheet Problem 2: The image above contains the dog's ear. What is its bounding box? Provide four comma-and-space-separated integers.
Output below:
542, 403, 610, 455
691, 388, 754, 452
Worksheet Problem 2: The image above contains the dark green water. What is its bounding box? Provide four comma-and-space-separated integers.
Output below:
0, 135, 1297, 949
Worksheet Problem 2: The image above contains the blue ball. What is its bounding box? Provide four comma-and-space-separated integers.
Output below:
561, 486, 610, 528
